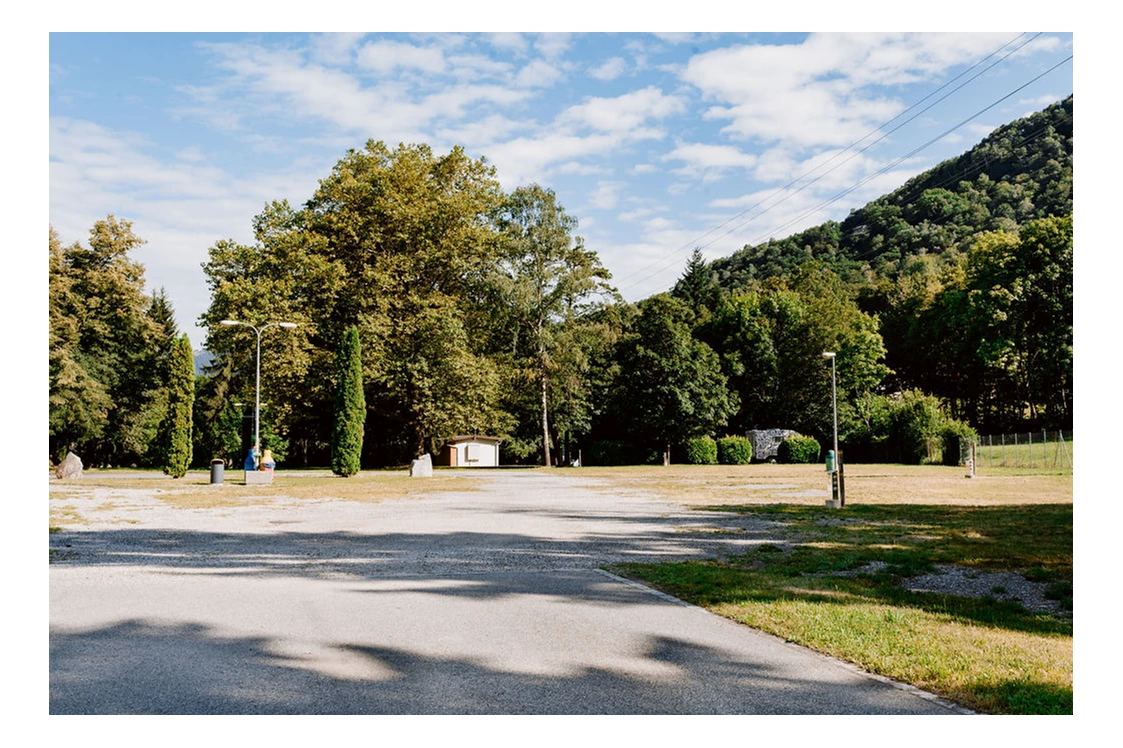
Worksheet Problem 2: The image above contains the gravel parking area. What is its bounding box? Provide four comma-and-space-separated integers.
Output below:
50, 470, 966, 715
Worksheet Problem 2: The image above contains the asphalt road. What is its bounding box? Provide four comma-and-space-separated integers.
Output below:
49, 471, 966, 715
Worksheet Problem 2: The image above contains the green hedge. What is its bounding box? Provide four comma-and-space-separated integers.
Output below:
717, 435, 752, 465
940, 420, 978, 467
778, 435, 821, 464
681, 436, 718, 465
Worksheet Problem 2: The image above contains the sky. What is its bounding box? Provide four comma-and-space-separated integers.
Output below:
48, 28, 1073, 349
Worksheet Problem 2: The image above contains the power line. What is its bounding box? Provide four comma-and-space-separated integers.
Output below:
614, 33, 1054, 296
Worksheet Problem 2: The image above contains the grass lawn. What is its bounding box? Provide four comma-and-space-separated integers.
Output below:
602, 463, 1073, 715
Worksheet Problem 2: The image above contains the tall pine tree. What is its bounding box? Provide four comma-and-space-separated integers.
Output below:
160, 334, 195, 477
331, 326, 365, 477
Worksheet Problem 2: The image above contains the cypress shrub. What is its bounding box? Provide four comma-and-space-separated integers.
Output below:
331, 326, 365, 477
717, 435, 753, 465
778, 435, 820, 464
681, 436, 718, 465
160, 334, 195, 478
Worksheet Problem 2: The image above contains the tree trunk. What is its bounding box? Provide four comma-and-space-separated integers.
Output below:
540, 372, 552, 468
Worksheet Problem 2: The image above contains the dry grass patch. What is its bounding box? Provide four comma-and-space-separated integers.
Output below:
580, 463, 1071, 506
49, 469, 482, 509
50, 504, 87, 527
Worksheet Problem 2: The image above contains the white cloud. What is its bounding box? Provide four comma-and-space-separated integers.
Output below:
447, 53, 514, 80
589, 180, 626, 210
422, 84, 534, 120
486, 131, 631, 188
683, 32, 1017, 148
535, 33, 573, 59
435, 114, 531, 152
488, 32, 528, 54
964, 122, 999, 140
747, 147, 892, 193
618, 206, 662, 222
560, 86, 685, 133
589, 57, 626, 81
553, 161, 611, 176
1020, 93, 1065, 108
356, 39, 447, 74
309, 33, 365, 66
515, 59, 565, 88
652, 33, 695, 45
187, 42, 534, 144
662, 142, 757, 180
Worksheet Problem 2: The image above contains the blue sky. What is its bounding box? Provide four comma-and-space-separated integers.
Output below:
49, 29, 1073, 348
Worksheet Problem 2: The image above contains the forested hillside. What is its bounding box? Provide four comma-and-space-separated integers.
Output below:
709, 96, 1072, 287
696, 96, 1073, 434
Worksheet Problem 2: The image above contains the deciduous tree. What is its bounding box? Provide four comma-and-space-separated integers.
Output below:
492, 184, 616, 466
613, 295, 737, 466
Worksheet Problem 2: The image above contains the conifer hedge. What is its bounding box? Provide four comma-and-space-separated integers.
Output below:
160, 334, 195, 478
331, 326, 365, 477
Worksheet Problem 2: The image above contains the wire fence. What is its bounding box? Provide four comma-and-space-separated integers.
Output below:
972, 430, 1073, 470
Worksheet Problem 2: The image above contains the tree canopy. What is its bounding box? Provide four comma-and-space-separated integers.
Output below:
49, 218, 174, 465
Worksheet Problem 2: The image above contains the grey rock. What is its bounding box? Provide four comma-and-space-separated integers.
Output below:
409, 453, 433, 477
55, 453, 83, 480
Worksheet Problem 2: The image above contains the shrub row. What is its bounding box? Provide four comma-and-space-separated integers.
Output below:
587, 436, 756, 466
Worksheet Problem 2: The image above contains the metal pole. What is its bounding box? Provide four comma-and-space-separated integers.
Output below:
255, 325, 262, 461
831, 355, 839, 458
220, 319, 296, 469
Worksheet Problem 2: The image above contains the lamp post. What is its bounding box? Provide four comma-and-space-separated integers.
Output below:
220, 320, 297, 465
822, 351, 843, 507
822, 351, 838, 458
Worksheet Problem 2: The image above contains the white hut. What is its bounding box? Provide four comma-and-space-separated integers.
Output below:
437, 435, 501, 468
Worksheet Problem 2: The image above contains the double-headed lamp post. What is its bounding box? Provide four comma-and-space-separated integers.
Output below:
220, 320, 297, 464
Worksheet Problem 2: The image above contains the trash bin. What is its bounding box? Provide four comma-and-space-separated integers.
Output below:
210, 459, 225, 485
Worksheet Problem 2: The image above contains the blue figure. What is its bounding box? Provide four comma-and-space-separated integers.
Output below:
244, 448, 257, 471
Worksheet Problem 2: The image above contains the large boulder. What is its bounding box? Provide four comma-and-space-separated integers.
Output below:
409, 453, 433, 477
55, 453, 83, 480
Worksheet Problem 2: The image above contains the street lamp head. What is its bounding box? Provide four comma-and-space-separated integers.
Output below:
822, 351, 836, 359
219, 320, 240, 326
279, 322, 298, 329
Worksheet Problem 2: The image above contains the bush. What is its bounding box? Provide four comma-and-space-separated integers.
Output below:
941, 420, 978, 466
888, 389, 946, 465
680, 436, 718, 465
717, 435, 752, 465
778, 435, 821, 464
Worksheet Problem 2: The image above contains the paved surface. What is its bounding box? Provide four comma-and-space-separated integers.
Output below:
49, 471, 965, 714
